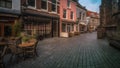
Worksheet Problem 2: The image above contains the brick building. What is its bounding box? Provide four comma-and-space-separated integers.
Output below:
87, 11, 100, 32
76, 3, 87, 33
60, 0, 77, 37
0, 0, 21, 37
21, 0, 60, 38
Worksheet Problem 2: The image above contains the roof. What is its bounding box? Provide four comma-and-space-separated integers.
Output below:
87, 10, 99, 18
76, 2, 87, 10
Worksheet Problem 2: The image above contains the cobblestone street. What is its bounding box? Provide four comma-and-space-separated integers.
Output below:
12, 32, 120, 68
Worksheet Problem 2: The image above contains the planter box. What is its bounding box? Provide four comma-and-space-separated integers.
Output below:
60, 32, 69, 37
74, 32, 80, 36
69, 32, 74, 37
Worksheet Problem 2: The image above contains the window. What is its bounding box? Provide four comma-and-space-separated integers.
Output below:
83, 13, 85, 20
62, 23, 66, 32
67, 0, 70, 8
27, 0, 35, 7
41, 0, 47, 10
79, 12, 82, 20
51, 0, 57, 12
71, 11, 74, 19
63, 9, 67, 18
0, 0, 12, 9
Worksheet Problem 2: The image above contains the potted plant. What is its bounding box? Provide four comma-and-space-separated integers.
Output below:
13, 20, 22, 37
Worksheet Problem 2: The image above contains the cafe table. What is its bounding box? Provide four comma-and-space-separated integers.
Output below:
18, 42, 36, 59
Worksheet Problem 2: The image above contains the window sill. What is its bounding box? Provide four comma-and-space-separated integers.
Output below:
27, 6, 36, 9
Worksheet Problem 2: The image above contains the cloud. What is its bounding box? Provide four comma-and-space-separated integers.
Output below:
79, 0, 101, 13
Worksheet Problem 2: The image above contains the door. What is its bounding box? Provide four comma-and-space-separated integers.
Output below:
4, 25, 12, 37
67, 24, 71, 32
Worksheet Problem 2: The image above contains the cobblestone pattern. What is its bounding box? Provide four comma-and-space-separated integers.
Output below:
12, 32, 120, 68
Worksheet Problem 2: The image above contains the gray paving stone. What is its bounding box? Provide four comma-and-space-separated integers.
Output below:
9, 32, 120, 68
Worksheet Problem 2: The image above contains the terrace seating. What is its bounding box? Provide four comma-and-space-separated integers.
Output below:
9, 37, 24, 63
0, 46, 7, 68
19, 39, 38, 58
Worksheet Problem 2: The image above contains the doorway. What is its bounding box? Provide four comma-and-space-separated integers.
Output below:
67, 24, 71, 32
4, 25, 12, 37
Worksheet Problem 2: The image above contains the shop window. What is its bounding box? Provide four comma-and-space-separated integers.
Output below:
63, 9, 67, 18
62, 23, 66, 32
27, 0, 35, 8
41, 0, 47, 10
71, 11, 74, 20
0, 0, 12, 9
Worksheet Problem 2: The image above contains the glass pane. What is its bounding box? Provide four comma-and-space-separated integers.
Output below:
28, 0, 35, 7
0, 1, 5, 7
6, 2, 12, 8
62, 23, 66, 32
41, 1, 47, 9
52, 4, 56, 12
63, 10, 66, 18
51, 0, 56, 3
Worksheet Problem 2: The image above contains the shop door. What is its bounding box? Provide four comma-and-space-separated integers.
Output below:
67, 24, 71, 32
4, 25, 12, 37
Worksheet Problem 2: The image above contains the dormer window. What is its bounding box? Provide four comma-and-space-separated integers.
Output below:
27, 0, 35, 8
0, 0, 12, 9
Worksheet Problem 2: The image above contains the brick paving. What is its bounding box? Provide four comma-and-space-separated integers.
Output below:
11, 32, 120, 68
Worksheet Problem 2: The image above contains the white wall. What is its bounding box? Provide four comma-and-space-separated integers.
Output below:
12, 0, 21, 11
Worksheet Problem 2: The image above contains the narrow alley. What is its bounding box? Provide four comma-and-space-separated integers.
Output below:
12, 32, 120, 68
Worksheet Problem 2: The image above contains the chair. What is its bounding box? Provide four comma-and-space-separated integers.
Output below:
9, 38, 23, 63
0, 46, 7, 68
24, 40, 38, 58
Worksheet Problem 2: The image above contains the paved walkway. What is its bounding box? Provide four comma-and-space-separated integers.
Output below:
12, 32, 120, 68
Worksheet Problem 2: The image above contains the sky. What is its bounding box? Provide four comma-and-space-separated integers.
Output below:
79, 0, 101, 13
